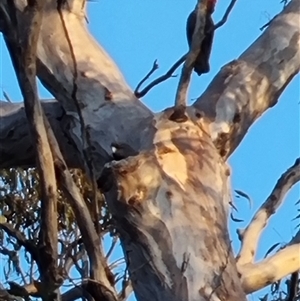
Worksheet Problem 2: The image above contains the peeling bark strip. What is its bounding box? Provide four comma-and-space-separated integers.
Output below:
100, 110, 247, 301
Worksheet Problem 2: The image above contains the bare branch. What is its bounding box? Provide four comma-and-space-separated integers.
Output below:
260, 0, 289, 31
42, 115, 118, 299
0, 100, 82, 169
0, 284, 17, 301
194, 0, 300, 158
14, 0, 59, 286
0, 247, 26, 284
239, 244, 300, 294
286, 271, 299, 301
259, 15, 277, 31
236, 158, 300, 266
213, 0, 237, 30
2, 91, 12, 103
134, 0, 237, 99
135, 54, 186, 98
134, 60, 159, 97
64, 249, 85, 277
0, 223, 39, 262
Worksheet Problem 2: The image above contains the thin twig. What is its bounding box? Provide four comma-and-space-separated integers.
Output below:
259, 14, 278, 31
260, 0, 289, 31
213, 0, 237, 31
134, 60, 159, 96
2, 91, 12, 103
135, 54, 186, 98
105, 236, 119, 260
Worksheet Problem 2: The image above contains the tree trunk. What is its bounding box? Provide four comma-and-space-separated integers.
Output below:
99, 107, 246, 300
0, 0, 299, 300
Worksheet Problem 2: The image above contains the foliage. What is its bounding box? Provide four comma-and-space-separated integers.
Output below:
0, 168, 118, 299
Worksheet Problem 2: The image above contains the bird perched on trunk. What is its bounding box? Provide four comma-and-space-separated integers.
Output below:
186, 0, 216, 76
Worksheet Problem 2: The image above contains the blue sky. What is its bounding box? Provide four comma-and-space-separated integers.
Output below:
0, 0, 299, 300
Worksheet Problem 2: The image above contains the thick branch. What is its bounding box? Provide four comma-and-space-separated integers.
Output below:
0, 100, 82, 169
43, 116, 118, 299
236, 158, 300, 266
1, 0, 154, 176
240, 244, 300, 294
14, 0, 59, 288
194, 0, 300, 158
0, 1, 298, 170
7, 280, 62, 300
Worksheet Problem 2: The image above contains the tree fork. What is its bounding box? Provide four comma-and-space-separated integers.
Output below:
99, 110, 247, 301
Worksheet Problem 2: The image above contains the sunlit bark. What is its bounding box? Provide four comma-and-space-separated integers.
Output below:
0, 0, 299, 300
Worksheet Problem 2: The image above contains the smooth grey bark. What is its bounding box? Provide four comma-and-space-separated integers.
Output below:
0, 100, 82, 169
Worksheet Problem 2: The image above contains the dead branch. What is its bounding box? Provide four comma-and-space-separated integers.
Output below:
138, 54, 187, 99
236, 158, 300, 266
134, 60, 159, 96
134, 54, 186, 98
213, 0, 237, 30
